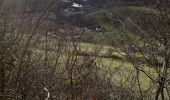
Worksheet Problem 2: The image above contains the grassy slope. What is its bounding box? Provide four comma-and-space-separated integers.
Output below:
32, 35, 153, 90
86, 6, 158, 35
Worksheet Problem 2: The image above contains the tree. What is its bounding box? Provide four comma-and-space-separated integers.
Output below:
119, 0, 170, 99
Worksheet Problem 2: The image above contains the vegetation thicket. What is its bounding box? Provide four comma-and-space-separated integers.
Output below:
0, 0, 169, 100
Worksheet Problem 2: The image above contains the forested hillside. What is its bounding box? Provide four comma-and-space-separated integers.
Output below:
0, 0, 170, 100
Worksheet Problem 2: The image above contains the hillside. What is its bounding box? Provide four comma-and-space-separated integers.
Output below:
53, 1, 149, 34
